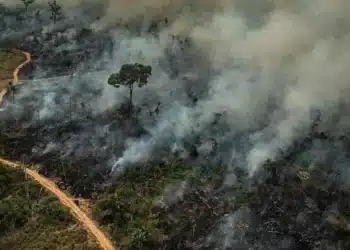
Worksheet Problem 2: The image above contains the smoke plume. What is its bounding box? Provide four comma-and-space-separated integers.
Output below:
1, 0, 350, 176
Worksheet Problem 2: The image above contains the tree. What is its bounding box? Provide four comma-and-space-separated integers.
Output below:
7, 81, 16, 101
108, 63, 152, 111
48, 0, 61, 24
35, 10, 41, 22
21, 0, 35, 12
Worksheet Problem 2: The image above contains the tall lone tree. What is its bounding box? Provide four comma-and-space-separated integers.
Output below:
48, 0, 61, 23
21, 0, 35, 11
108, 63, 152, 111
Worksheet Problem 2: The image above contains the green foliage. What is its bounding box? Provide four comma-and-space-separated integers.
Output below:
108, 63, 152, 109
94, 159, 192, 249
129, 226, 152, 248
108, 63, 152, 88
0, 199, 29, 234
36, 196, 73, 224
0, 164, 99, 250
94, 159, 231, 249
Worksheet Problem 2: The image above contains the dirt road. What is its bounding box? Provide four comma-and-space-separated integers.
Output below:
0, 50, 117, 250
12, 49, 31, 84
0, 158, 116, 250
0, 49, 31, 103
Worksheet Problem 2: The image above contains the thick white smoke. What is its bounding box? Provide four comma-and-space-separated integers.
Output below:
1, 0, 350, 179
111, 1, 350, 175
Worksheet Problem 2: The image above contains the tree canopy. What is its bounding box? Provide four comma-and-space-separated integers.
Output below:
108, 63, 152, 110
108, 63, 152, 89
21, 0, 35, 11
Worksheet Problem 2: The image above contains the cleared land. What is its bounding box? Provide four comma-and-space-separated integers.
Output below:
0, 49, 26, 94
0, 48, 26, 80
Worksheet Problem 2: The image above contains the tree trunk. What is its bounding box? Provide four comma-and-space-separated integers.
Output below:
23, 164, 30, 201
129, 84, 133, 111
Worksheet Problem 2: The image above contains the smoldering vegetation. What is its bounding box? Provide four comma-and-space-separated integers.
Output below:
1, 0, 350, 249
0, 1, 113, 78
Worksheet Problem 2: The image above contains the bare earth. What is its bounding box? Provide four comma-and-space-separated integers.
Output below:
0, 50, 31, 103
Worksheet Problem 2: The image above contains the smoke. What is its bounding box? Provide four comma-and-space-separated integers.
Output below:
1, 0, 350, 176
206, 207, 252, 249
113, 0, 350, 175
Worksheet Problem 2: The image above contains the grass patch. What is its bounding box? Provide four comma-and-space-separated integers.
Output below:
0, 48, 26, 80
0, 164, 100, 250
94, 158, 230, 249
94, 158, 194, 249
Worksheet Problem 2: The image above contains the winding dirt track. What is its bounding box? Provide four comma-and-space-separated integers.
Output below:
0, 50, 116, 250
0, 50, 31, 103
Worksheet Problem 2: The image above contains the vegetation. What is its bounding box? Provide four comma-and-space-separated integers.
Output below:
21, 0, 36, 12
229, 160, 350, 249
94, 158, 191, 249
94, 158, 230, 249
92, 152, 350, 249
0, 49, 26, 80
48, 0, 62, 24
0, 164, 99, 250
1, 3, 350, 250
108, 63, 152, 111
6, 81, 17, 101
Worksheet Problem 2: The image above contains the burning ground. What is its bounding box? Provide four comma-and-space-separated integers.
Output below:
1, 0, 350, 249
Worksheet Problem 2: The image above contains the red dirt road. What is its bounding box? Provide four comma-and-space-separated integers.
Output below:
0, 50, 31, 103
